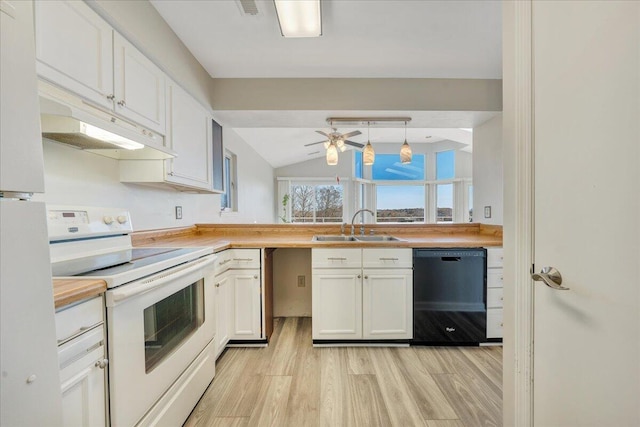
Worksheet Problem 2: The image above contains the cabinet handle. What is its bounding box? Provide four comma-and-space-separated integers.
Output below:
95, 359, 108, 369
327, 257, 347, 261
379, 257, 399, 261
254, 275, 258, 279
219, 259, 232, 265
56, 326, 90, 344
117, 100, 126, 107
215, 283, 220, 288
167, 171, 174, 176
106, 94, 115, 101
357, 274, 362, 279
233, 258, 254, 262
364, 275, 369, 279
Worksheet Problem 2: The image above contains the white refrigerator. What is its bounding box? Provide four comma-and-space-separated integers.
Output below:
0, 0, 63, 425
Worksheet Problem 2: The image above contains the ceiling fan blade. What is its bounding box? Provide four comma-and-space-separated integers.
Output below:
304, 140, 329, 147
315, 130, 330, 137
344, 140, 365, 149
341, 130, 362, 139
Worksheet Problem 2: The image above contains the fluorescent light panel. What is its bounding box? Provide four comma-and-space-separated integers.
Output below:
274, 0, 321, 37
81, 122, 144, 150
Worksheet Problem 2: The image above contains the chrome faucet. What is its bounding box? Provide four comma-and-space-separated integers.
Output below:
351, 209, 375, 236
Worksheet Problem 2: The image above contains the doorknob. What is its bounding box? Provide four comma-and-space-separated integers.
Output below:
531, 267, 570, 290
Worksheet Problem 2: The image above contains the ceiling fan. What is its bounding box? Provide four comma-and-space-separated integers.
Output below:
304, 128, 364, 152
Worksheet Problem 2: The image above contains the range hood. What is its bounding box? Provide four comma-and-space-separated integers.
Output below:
39, 81, 176, 160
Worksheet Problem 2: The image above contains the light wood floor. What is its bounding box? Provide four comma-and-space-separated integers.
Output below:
185, 317, 502, 427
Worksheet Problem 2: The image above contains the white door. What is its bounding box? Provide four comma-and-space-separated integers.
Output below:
532, 2, 639, 425
311, 270, 362, 340
362, 269, 412, 339
214, 272, 230, 357
229, 271, 262, 339
113, 33, 166, 134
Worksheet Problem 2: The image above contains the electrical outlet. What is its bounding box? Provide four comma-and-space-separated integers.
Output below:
175, 206, 182, 220
297, 275, 305, 287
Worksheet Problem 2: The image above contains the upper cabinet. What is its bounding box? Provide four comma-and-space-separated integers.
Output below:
164, 79, 211, 190
34, 0, 165, 135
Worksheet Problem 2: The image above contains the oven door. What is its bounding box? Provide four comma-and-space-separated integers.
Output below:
105, 254, 216, 427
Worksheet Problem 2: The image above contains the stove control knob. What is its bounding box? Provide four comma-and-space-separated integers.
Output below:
103, 216, 114, 225
117, 215, 128, 224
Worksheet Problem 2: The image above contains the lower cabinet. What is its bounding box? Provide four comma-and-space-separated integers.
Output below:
312, 248, 413, 341
486, 247, 504, 340
213, 248, 263, 359
55, 296, 107, 427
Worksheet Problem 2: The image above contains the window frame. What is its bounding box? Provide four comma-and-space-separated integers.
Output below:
220, 150, 237, 213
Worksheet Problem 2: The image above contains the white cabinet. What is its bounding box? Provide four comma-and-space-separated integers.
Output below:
229, 271, 262, 340
213, 272, 230, 359
486, 247, 504, 340
119, 79, 214, 192
34, 0, 113, 110
112, 33, 166, 133
56, 297, 107, 427
312, 268, 362, 340
164, 80, 212, 190
213, 249, 262, 358
362, 269, 413, 339
312, 248, 413, 341
34, 0, 166, 134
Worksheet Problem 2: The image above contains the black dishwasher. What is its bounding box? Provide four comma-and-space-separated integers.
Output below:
413, 248, 486, 345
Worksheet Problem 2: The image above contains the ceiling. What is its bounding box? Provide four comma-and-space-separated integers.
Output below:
150, 0, 502, 168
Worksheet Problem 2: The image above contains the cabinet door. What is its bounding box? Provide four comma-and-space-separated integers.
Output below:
214, 273, 230, 358
362, 269, 413, 339
34, 0, 114, 109
113, 33, 165, 134
60, 345, 106, 427
229, 271, 261, 339
312, 269, 362, 340
165, 80, 212, 191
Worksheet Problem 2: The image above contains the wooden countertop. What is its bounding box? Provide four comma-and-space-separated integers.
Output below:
53, 278, 107, 309
131, 223, 503, 250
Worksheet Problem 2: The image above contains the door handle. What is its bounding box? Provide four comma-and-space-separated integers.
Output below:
531, 267, 569, 290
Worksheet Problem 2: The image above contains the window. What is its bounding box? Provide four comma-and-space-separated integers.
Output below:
372, 154, 425, 180
354, 151, 363, 179
436, 183, 453, 222
290, 183, 343, 223
468, 185, 474, 222
376, 185, 425, 222
220, 150, 237, 212
436, 150, 455, 180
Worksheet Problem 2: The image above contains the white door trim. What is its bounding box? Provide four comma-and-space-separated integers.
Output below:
503, 0, 534, 425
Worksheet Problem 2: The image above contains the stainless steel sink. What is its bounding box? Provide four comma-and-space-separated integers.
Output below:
355, 235, 405, 242
312, 235, 358, 242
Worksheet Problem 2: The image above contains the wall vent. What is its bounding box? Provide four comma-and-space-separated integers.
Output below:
236, 0, 260, 16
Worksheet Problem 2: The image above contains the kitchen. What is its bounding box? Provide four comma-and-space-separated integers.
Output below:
2, 1, 638, 427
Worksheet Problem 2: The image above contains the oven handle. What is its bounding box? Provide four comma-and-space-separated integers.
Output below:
108, 254, 216, 304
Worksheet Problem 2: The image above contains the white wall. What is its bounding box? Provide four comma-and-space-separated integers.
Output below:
472, 114, 503, 224
37, 128, 275, 230
273, 249, 312, 317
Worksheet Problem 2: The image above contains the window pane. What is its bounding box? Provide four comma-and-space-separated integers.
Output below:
221, 156, 231, 209
436, 184, 453, 222
354, 151, 363, 179
436, 150, 455, 180
372, 154, 424, 181
376, 185, 424, 223
314, 185, 343, 223
291, 185, 315, 222
468, 186, 473, 222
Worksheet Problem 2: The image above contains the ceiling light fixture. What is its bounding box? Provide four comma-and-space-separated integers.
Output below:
326, 141, 338, 165
363, 121, 375, 165
400, 121, 412, 164
273, 0, 322, 38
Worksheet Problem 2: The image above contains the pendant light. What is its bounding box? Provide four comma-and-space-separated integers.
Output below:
400, 120, 412, 164
326, 141, 338, 165
363, 121, 375, 165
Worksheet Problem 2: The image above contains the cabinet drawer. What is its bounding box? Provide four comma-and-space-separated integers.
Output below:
362, 248, 412, 268
487, 269, 504, 288
214, 250, 233, 274
227, 248, 260, 269
56, 296, 103, 344
486, 308, 503, 339
487, 288, 504, 308
486, 247, 504, 268
312, 248, 361, 268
